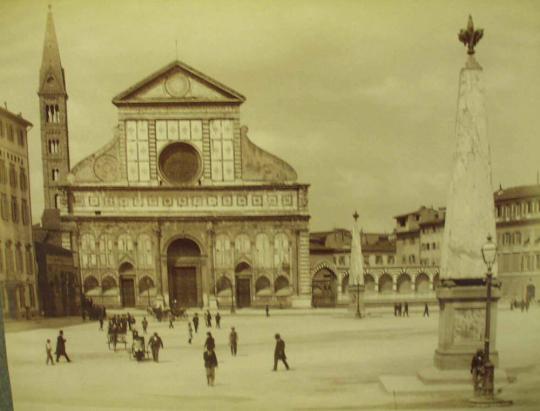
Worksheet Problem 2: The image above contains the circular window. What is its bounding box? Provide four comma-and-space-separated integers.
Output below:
159, 142, 202, 184
164, 73, 190, 98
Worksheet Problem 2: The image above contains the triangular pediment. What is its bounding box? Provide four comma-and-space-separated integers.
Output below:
112, 61, 245, 105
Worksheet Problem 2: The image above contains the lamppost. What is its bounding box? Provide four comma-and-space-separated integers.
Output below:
474, 234, 512, 406
230, 278, 236, 314
145, 277, 151, 307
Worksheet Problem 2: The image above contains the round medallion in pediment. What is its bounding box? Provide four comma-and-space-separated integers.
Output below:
164, 73, 191, 98
159, 142, 202, 185
94, 155, 120, 182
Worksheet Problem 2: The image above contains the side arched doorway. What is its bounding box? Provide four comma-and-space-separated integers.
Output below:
119, 263, 135, 307
312, 268, 337, 307
235, 262, 252, 308
167, 238, 202, 308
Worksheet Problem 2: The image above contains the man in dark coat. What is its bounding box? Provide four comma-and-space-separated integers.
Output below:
470, 349, 484, 395
55, 330, 71, 362
206, 310, 212, 328
203, 348, 218, 386
229, 327, 238, 356
204, 332, 215, 351
403, 302, 409, 317
265, 304, 270, 317
215, 312, 221, 329
148, 332, 164, 362
193, 313, 199, 333
273, 333, 289, 371
142, 317, 148, 334
423, 303, 430, 317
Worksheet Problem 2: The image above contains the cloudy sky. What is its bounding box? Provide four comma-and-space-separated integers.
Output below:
1, 0, 539, 232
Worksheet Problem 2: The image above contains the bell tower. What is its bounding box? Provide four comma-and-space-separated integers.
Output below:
38, 6, 70, 210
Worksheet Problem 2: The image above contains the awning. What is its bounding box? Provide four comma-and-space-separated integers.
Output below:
139, 287, 158, 297
85, 287, 102, 297
217, 288, 232, 297
102, 287, 119, 297
275, 287, 293, 297
256, 287, 273, 297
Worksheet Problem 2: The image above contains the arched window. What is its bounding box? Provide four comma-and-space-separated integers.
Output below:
234, 234, 251, 256
215, 234, 232, 268
255, 276, 272, 294
364, 274, 376, 293
273, 233, 290, 273
274, 275, 290, 293
101, 276, 117, 292
397, 273, 412, 293
255, 233, 272, 268
83, 276, 99, 293
99, 235, 115, 267
15, 244, 23, 273
216, 276, 232, 295
25, 246, 33, 275
118, 234, 133, 253
138, 234, 153, 268
80, 234, 96, 268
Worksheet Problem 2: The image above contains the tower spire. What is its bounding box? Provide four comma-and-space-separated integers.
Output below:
39, 5, 66, 96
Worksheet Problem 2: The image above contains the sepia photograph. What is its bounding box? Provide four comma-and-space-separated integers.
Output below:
0, 0, 539, 410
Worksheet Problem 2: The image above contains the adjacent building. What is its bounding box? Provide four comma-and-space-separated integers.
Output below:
0, 106, 38, 319
38, 9, 310, 310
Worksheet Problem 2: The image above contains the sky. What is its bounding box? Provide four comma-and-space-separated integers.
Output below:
0, 0, 539, 232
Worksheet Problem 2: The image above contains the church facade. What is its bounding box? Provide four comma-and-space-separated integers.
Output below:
38, 10, 310, 309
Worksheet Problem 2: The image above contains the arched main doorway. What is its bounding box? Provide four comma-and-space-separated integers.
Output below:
167, 238, 201, 308
312, 268, 337, 307
119, 263, 135, 307
235, 262, 252, 308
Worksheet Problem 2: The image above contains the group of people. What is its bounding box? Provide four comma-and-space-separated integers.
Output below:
510, 298, 530, 312
45, 330, 71, 365
393, 302, 430, 317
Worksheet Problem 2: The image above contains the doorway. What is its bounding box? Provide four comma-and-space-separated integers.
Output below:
120, 277, 135, 307
236, 277, 251, 308
170, 267, 198, 307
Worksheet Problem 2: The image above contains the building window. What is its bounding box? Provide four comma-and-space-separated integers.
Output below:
19, 167, 27, 191
28, 285, 35, 308
45, 104, 60, 123
432, 242, 437, 250
7, 124, 14, 141
9, 164, 17, 188
514, 232, 521, 245
408, 255, 416, 264
0, 241, 3, 273
21, 199, 29, 225
0, 194, 8, 221
25, 246, 33, 275
48, 139, 60, 154
54, 194, 61, 209
0, 160, 6, 184
338, 256, 345, 266
0, 120, 3, 138
15, 244, 23, 273
387, 255, 395, 265
52, 168, 59, 181
11, 196, 18, 223
17, 129, 25, 146
375, 255, 383, 265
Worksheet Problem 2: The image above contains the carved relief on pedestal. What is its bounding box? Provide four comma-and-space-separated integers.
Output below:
453, 308, 485, 344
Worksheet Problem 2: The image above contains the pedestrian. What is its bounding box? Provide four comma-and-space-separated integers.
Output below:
55, 330, 71, 363
169, 312, 175, 329
142, 317, 148, 334
215, 312, 221, 329
397, 302, 402, 317
229, 327, 238, 356
265, 304, 270, 317
203, 348, 218, 386
148, 332, 164, 362
470, 349, 484, 396
273, 333, 289, 371
393, 303, 397, 317
423, 303, 430, 317
99, 314, 104, 331
45, 339, 54, 365
403, 302, 409, 317
206, 310, 212, 328
193, 313, 199, 333
188, 323, 193, 344
204, 332, 215, 351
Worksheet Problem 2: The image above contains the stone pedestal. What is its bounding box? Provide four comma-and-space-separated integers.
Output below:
434, 280, 501, 369
348, 284, 365, 317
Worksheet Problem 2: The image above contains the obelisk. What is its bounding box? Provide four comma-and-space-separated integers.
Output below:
434, 16, 500, 369
349, 211, 365, 318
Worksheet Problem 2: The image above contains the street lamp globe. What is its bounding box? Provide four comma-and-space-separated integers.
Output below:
481, 234, 497, 270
